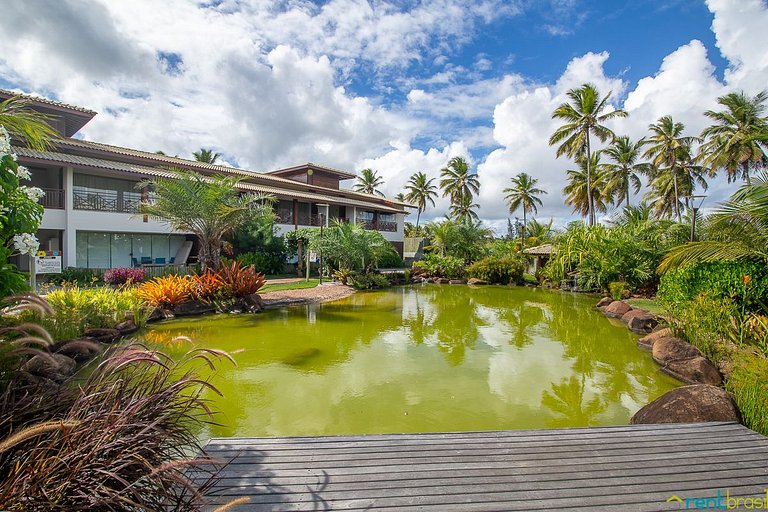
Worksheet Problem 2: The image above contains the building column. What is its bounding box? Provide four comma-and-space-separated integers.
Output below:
352, 206, 357, 224
293, 199, 298, 229
63, 167, 76, 268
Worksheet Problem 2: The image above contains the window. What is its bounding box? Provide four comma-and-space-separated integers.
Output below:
72, 173, 142, 213
75, 231, 187, 268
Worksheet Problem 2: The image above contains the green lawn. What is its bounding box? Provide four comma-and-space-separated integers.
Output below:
260, 279, 319, 293
626, 298, 665, 316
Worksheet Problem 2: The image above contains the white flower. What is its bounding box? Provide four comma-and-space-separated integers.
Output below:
21, 186, 44, 202
0, 126, 11, 156
15, 165, 30, 180
12, 233, 39, 256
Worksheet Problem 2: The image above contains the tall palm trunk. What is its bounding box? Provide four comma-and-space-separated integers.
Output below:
625, 182, 630, 210
743, 160, 751, 185
672, 168, 680, 222
521, 208, 527, 248
416, 209, 421, 229
585, 131, 594, 226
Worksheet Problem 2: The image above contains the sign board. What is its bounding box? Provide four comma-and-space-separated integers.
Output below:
34, 253, 62, 274
308, 251, 318, 263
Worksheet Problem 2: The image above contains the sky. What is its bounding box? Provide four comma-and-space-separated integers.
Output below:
1, 0, 766, 232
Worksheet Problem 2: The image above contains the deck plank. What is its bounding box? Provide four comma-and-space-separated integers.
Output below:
195, 422, 768, 511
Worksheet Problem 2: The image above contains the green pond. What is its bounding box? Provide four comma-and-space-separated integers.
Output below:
141, 285, 679, 438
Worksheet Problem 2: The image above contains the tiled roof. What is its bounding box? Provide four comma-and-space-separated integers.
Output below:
268, 162, 357, 180
523, 244, 556, 255
14, 146, 404, 214
0, 88, 96, 115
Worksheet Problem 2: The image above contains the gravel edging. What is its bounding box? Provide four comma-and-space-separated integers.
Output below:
260, 283, 356, 309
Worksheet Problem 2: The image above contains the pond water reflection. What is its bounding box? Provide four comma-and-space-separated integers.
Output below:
141, 285, 678, 437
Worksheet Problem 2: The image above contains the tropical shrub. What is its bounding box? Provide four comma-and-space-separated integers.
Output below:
350, 271, 390, 290
103, 267, 146, 286
376, 249, 404, 269
216, 260, 266, 298
236, 251, 285, 276
190, 270, 226, 303
232, 216, 287, 275
727, 351, 768, 436
138, 275, 194, 308
466, 255, 525, 285
427, 219, 490, 262
608, 281, 629, 300
412, 253, 465, 279
47, 267, 103, 287
658, 261, 768, 314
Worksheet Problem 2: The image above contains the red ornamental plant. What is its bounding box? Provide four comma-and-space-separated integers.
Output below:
216, 261, 266, 298
103, 267, 146, 286
191, 270, 227, 303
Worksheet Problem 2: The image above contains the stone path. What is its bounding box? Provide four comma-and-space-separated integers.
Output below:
260, 282, 355, 308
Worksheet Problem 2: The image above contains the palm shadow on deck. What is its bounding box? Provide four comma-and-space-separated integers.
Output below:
195, 422, 768, 511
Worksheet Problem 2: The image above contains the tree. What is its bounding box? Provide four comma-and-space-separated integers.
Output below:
354, 168, 385, 196
503, 172, 547, 244
700, 90, 768, 185
312, 219, 395, 272
659, 170, 768, 271
139, 170, 274, 271
394, 192, 405, 201
603, 136, 649, 209
549, 83, 627, 226
642, 116, 700, 222
449, 193, 480, 223
404, 171, 438, 229
439, 156, 480, 220
563, 152, 610, 219
192, 148, 221, 164
643, 145, 707, 219
0, 96, 59, 151
429, 219, 490, 262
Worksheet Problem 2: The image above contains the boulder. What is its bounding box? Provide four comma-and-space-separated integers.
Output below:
662, 356, 723, 386
449, 279, 467, 285
652, 337, 703, 365
637, 327, 674, 351
22, 353, 77, 382
467, 278, 488, 286
596, 297, 614, 308
436, 278, 451, 284
55, 339, 101, 362
630, 385, 739, 424
172, 300, 216, 317
115, 320, 139, 335
627, 312, 659, 334
239, 293, 264, 313
147, 307, 169, 323
603, 301, 632, 318
83, 327, 121, 344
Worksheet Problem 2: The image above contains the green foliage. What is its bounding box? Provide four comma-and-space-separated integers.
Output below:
33, 286, 151, 340
726, 351, 768, 436
666, 292, 738, 361
349, 271, 390, 290
312, 221, 396, 272
522, 273, 538, 285
608, 281, 628, 300
466, 255, 525, 285
412, 253, 465, 279
542, 221, 687, 292
139, 169, 274, 271
427, 219, 491, 262
232, 216, 287, 274
658, 261, 768, 314
376, 249, 404, 268
46, 267, 104, 287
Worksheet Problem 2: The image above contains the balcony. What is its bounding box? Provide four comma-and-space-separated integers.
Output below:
40, 188, 64, 209
378, 221, 397, 232
73, 189, 142, 213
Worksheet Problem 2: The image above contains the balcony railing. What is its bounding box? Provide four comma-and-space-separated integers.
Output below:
73, 189, 142, 213
274, 210, 294, 224
40, 188, 64, 209
378, 220, 397, 232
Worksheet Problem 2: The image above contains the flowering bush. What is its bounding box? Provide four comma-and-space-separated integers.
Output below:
216, 260, 266, 298
103, 267, 146, 286
0, 125, 44, 296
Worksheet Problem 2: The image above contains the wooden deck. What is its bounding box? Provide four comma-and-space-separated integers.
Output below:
195, 422, 768, 511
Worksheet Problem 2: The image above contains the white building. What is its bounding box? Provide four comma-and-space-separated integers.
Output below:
3, 89, 411, 270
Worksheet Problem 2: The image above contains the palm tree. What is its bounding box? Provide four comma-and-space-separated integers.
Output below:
643, 146, 708, 219
439, 156, 480, 219
700, 90, 768, 185
549, 83, 628, 226
139, 170, 274, 271
642, 116, 700, 222
603, 136, 649, 209
394, 192, 406, 201
503, 172, 547, 245
0, 96, 59, 150
659, 170, 768, 272
192, 148, 221, 164
563, 152, 610, 219
354, 168, 385, 196
449, 194, 480, 223
404, 171, 438, 229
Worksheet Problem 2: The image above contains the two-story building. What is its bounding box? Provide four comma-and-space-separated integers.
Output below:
2, 89, 410, 270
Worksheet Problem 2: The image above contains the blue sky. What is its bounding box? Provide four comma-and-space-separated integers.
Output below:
0, 0, 766, 230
